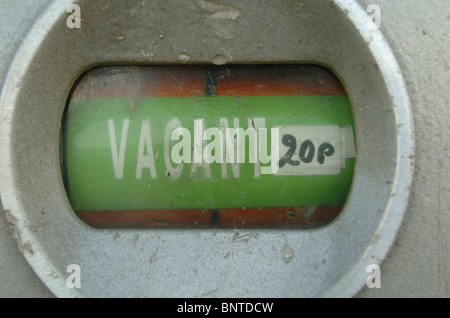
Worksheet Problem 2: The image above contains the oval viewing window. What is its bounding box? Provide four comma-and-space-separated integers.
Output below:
62, 64, 356, 229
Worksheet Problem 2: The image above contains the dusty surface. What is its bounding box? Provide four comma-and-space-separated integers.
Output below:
0, 0, 448, 297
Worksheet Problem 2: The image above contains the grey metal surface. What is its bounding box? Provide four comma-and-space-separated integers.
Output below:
0, 0, 447, 297
356, 0, 450, 298
0, 0, 54, 298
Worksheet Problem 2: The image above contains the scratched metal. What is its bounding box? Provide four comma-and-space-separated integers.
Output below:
0, 0, 414, 297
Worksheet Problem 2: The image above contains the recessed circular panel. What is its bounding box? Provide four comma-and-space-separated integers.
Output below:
0, 0, 414, 297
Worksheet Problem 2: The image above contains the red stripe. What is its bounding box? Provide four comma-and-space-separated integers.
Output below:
218, 206, 341, 229
76, 209, 213, 229
76, 206, 342, 229
69, 65, 346, 98
70, 66, 205, 98
215, 66, 346, 96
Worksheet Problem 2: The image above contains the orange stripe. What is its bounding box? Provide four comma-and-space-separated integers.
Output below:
215, 66, 346, 96
218, 206, 341, 229
69, 65, 346, 98
70, 66, 205, 98
76, 209, 213, 229
139, 66, 205, 97
76, 206, 341, 229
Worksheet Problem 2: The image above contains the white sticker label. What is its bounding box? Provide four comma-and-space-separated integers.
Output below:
274, 125, 355, 176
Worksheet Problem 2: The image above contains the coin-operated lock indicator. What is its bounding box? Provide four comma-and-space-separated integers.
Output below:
62, 64, 356, 229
